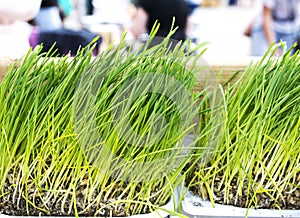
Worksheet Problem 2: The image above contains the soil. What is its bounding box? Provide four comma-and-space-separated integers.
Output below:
0, 172, 168, 217
189, 173, 300, 210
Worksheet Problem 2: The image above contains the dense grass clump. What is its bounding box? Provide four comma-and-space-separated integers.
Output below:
0, 27, 207, 216
188, 45, 300, 210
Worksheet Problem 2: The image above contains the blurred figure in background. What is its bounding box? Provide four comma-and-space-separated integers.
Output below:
244, 3, 269, 56
86, 0, 94, 15
58, 0, 74, 17
30, 0, 102, 56
34, 0, 64, 31
128, 0, 190, 42
263, 0, 300, 54
228, 0, 238, 5
185, 0, 201, 15
0, 0, 41, 58
245, 0, 300, 56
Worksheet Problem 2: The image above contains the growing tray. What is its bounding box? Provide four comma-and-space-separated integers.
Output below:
181, 189, 300, 218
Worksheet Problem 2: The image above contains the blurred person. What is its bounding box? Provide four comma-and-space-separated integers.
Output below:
263, 0, 300, 54
29, 0, 102, 57
228, 0, 238, 5
86, 0, 94, 15
244, 10, 269, 55
0, 0, 42, 58
34, 0, 65, 31
58, 0, 73, 17
128, 0, 190, 42
245, 0, 300, 56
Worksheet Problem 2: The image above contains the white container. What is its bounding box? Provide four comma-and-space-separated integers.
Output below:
181, 190, 300, 218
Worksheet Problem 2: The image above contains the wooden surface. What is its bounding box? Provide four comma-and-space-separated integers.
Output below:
190, 56, 261, 93
200, 56, 260, 82
0, 56, 261, 88
201, 0, 223, 7
0, 57, 17, 82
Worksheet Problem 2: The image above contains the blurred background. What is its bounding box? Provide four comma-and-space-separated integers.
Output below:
0, 0, 288, 58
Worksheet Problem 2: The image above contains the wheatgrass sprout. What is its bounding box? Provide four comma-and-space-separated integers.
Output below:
187, 44, 300, 210
72, 33, 205, 215
0, 29, 207, 216
0, 44, 94, 215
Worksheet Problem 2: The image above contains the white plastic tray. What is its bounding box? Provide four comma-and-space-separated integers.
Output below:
182, 190, 300, 218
